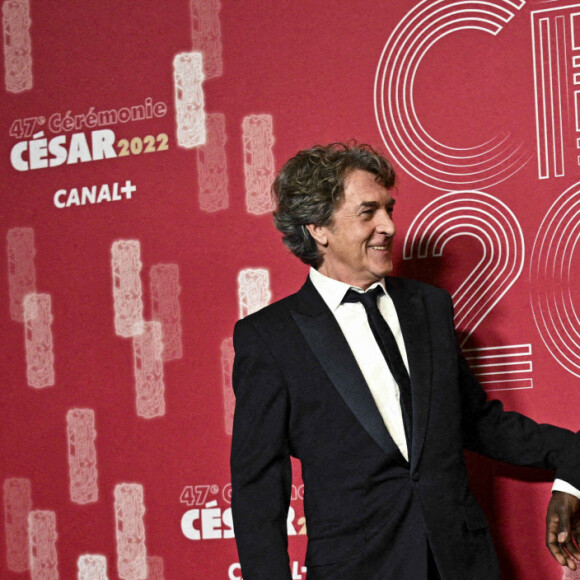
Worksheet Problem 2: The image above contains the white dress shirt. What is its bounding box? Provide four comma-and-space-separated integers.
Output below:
309, 267, 580, 497
310, 267, 409, 460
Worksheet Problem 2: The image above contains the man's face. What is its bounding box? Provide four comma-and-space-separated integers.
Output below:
308, 169, 396, 289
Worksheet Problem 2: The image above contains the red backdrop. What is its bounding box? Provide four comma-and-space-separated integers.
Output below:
2, 0, 580, 578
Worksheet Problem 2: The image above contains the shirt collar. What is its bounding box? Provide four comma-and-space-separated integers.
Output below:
309, 267, 386, 313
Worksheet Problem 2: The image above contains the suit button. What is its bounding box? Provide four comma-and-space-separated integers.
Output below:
411, 472, 420, 482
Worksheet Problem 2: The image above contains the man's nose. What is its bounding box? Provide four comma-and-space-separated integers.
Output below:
376, 210, 396, 236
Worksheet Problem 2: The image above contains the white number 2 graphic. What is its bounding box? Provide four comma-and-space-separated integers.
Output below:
404, 191, 532, 391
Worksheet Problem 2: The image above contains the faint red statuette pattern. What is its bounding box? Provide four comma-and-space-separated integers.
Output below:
133, 321, 165, 419
66, 409, 98, 504
190, 0, 222, 79
237, 268, 271, 319
112, 240, 144, 338
197, 112, 228, 211
173, 51, 206, 148
242, 114, 275, 215
77, 554, 108, 580
23, 293, 55, 388
2, 0, 32, 93
28, 510, 58, 580
150, 264, 183, 361
114, 483, 147, 580
220, 338, 234, 435
7, 227, 36, 322
146, 556, 165, 580
3, 477, 32, 572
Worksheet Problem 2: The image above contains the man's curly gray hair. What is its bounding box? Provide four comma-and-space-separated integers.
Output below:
272, 142, 397, 268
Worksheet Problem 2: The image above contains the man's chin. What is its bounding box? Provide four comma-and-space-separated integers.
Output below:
372, 261, 394, 279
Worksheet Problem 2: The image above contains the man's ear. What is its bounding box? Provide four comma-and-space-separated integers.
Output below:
306, 223, 328, 246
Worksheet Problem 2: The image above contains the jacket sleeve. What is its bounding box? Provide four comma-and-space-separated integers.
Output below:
230, 317, 293, 580
447, 292, 580, 488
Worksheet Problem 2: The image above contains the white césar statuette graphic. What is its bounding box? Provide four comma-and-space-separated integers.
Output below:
197, 112, 228, 212
190, 0, 223, 79
174, 51, 206, 148
237, 268, 272, 319
111, 240, 144, 338
2, 0, 33, 93
242, 114, 275, 215
67, 408, 98, 504
7, 226, 36, 322
133, 321, 166, 419
114, 483, 147, 580
28, 510, 58, 580
225, 268, 273, 434
150, 264, 183, 361
3, 477, 32, 572
24, 292, 55, 388
77, 554, 108, 580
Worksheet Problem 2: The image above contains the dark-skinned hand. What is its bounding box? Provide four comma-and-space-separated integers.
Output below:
546, 491, 580, 570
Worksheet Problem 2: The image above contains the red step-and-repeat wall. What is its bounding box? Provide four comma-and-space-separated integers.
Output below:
2, 0, 580, 578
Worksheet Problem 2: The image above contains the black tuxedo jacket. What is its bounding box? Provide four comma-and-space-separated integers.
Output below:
230, 276, 580, 580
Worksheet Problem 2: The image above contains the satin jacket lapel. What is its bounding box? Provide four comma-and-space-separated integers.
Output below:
291, 279, 406, 463
385, 277, 433, 472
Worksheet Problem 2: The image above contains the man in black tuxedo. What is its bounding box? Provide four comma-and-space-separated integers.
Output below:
230, 142, 580, 579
